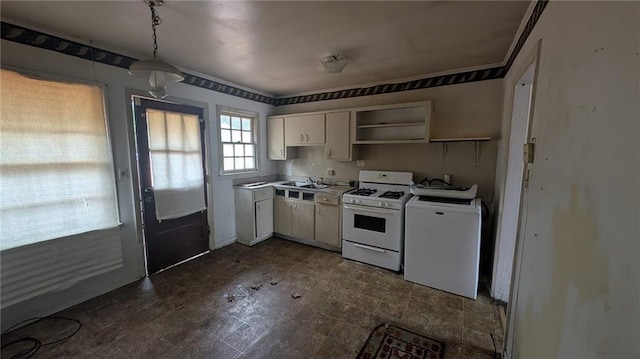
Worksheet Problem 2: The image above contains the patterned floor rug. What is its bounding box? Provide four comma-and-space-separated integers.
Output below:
357, 323, 445, 359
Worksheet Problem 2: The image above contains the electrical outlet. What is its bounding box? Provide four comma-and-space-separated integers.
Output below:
327, 169, 335, 176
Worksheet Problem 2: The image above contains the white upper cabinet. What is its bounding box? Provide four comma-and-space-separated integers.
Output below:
267, 116, 295, 160
284, 113, 325, 145
325, 111, 352, 161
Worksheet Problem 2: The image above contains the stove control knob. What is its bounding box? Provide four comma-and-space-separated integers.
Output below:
378, 202, 387, 207
354, 199, 361, 204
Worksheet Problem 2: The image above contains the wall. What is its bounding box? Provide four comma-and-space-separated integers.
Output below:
0, 39, 277, 329
498, 1, 639, 358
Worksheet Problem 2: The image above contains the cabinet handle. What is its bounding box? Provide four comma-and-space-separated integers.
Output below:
327, 149, 331, 156
305, 134, 309, 142
300, 134, 304, 141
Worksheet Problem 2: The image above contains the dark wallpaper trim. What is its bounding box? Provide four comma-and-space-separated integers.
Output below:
1, 1, 547, 106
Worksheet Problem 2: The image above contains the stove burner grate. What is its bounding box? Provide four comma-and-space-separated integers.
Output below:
379, 191, 405, 199
350, 188, 378, 196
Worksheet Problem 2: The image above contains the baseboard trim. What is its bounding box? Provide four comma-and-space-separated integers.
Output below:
214, 236, 237, 249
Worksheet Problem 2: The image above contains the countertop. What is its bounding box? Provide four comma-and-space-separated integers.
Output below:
236, 181, 354, 195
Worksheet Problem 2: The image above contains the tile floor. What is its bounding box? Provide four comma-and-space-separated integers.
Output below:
2, 238, 504, 359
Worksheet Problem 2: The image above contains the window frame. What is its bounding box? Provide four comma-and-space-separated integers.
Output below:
0, 66, 121, 250
216, 106, 259, 175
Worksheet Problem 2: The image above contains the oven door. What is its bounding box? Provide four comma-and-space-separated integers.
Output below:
342, 204, 402, 251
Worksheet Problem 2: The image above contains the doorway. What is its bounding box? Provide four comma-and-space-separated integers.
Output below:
133, 97, 210, 275
497, 52, 540, 358
492, 62, 536, 302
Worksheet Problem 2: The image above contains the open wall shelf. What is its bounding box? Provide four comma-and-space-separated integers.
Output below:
352, 101, 432, 144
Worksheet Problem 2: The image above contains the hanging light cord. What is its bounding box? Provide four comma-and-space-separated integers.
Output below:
148, 1, 163, 59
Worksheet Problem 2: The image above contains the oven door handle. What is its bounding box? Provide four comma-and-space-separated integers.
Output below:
343, 204, 399, 216
352, 243, 387, 253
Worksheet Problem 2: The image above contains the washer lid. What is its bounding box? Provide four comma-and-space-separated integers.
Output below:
417, 196, 473, 206
410, 184, 477, 199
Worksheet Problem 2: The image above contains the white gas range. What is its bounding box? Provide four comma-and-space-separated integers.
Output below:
341, 170, 413, 271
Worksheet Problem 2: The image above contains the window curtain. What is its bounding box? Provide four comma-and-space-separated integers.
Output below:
146, 109, 206, 220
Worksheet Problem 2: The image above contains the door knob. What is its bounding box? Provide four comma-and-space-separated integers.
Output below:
144, 187, 153, 193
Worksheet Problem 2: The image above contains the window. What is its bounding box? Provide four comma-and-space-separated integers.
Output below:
0, 69, 119, 250
218, 109, 257, 174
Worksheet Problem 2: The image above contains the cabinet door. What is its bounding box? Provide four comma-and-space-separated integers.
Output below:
274, 198, 292, 236
284, 116, 304, 145
285, 114, 325, 145
267, 117, 285, 160
255, 198, 274, 238
325, 111, 350, 160
291, 201, 315, 241
315, 204, 341, 248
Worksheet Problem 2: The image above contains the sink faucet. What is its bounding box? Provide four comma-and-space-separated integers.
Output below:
307, 176, 315, 184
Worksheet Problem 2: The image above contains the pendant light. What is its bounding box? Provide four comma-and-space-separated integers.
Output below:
129, 0, 184, 99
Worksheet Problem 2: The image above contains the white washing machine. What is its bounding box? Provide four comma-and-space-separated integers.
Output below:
404, 195, 482, 299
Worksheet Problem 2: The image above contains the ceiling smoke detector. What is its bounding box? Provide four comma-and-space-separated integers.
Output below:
319, 55, 348, 73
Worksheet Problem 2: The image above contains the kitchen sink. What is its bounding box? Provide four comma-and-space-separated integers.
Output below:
280, 181, 329, 189
302, 183, 329, 189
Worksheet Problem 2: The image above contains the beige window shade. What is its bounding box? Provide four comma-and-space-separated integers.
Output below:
146, 109, 206, 220
0, 69, 119, 250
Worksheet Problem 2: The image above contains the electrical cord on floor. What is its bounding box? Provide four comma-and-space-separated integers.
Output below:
1, 316, 82, 359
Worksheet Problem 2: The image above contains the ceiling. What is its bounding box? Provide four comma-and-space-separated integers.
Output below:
1, 1, 531, 97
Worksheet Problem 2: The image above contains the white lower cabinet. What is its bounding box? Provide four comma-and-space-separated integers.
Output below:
291, 201, 315, 241
315, 203, 341, 248
234, 186, 274, 246
255, 198, 274, 239
274, 197, 314, 241
274, 197, 292, 235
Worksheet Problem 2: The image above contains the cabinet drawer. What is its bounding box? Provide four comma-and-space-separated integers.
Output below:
342, 240, 401, 271
253, 187, 273, 201
315, 194, 339, 205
